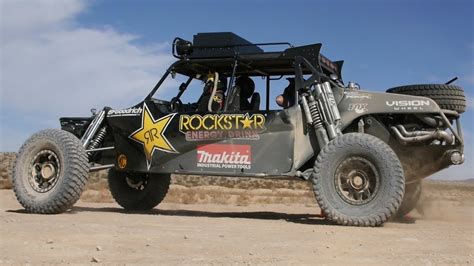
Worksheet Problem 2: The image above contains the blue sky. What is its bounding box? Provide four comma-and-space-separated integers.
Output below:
1, 0, 473, 179
77, 0, 473, 87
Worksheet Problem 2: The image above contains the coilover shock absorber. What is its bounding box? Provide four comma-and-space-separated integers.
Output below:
316, 82, 342, 139
300, 91, 329, 149
308, 96, 323, 129
87, 126, 107, 158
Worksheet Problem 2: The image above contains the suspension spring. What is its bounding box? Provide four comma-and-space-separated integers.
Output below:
308, 100, 323, 129
87, 126, 107, 157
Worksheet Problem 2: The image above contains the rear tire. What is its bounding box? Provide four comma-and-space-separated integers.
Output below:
108, 169, 170, 211
387, 84, 466, 114
13, 129, 89, 214
0, 153, 15, 189
312, 133, 405, 226
396, 181, 422, 218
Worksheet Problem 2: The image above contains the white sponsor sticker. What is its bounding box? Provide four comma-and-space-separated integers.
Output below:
108, 107, 143, 117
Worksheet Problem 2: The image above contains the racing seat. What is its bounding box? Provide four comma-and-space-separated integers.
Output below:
226, 76, 260, 111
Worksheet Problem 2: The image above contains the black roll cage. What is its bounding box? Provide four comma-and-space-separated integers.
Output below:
146, 36, 344, 112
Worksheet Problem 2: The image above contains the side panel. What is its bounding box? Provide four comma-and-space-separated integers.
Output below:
292, 105, 316, 170
107, 100, 295, 176
338, 90, 440, 129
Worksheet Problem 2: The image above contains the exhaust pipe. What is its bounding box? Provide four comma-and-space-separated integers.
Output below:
391, 124, 454, 145
448, 150, 464, 165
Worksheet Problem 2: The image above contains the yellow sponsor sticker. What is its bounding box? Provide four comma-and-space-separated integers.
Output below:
179, 113, 266, 141
129, 103, 177, 169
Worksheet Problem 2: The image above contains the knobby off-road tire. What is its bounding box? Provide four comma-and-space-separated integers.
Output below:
312, 133, 405, 226
396, 181, 422, 218
13, 129, 89, 214
387, 84, 466, 114
108, 169, 170, 211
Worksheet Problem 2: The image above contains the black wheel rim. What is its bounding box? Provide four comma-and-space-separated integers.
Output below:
28, 150, 61, 193
125, 175, 148, 191
334, 156, 379, 205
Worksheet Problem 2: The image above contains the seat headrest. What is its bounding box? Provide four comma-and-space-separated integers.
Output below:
235, 75, 255, 99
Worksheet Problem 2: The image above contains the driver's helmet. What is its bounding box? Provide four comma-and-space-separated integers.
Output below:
204, 73, 227, 94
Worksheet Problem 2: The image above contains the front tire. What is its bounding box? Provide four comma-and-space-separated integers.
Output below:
108, 169, 170, 211
13, 129, 89, 214
312, 133, 405, 226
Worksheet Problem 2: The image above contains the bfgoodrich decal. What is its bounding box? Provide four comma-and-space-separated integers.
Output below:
179, 113, 266, 141
108, 107, 142, 117
197, 144, 251, 169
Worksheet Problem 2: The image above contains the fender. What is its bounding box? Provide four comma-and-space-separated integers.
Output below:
338, 90, 440, 129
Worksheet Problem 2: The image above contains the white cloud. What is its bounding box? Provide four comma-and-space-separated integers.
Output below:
0, 0, 174, 150
1, 0, 83, 37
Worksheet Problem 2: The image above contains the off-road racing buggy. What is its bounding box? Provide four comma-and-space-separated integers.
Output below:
13, 32, 466, 226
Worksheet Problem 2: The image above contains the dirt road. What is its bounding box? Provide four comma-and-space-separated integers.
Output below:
1, 189, 473, 265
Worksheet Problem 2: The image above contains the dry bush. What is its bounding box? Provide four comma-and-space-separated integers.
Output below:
172, 175, 311, 190
162, 185, 315, 205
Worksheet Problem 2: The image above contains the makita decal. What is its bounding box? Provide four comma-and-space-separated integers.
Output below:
386, 100, 430, 111
197, 144, 251, 169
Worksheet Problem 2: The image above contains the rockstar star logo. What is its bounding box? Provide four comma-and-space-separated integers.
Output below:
130, 103, 177, 169
241, 114, 253, 129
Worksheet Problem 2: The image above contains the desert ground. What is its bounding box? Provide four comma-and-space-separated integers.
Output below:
0, 153, 473, 265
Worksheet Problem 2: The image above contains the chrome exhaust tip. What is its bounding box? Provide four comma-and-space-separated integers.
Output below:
450, 151, 464, 165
